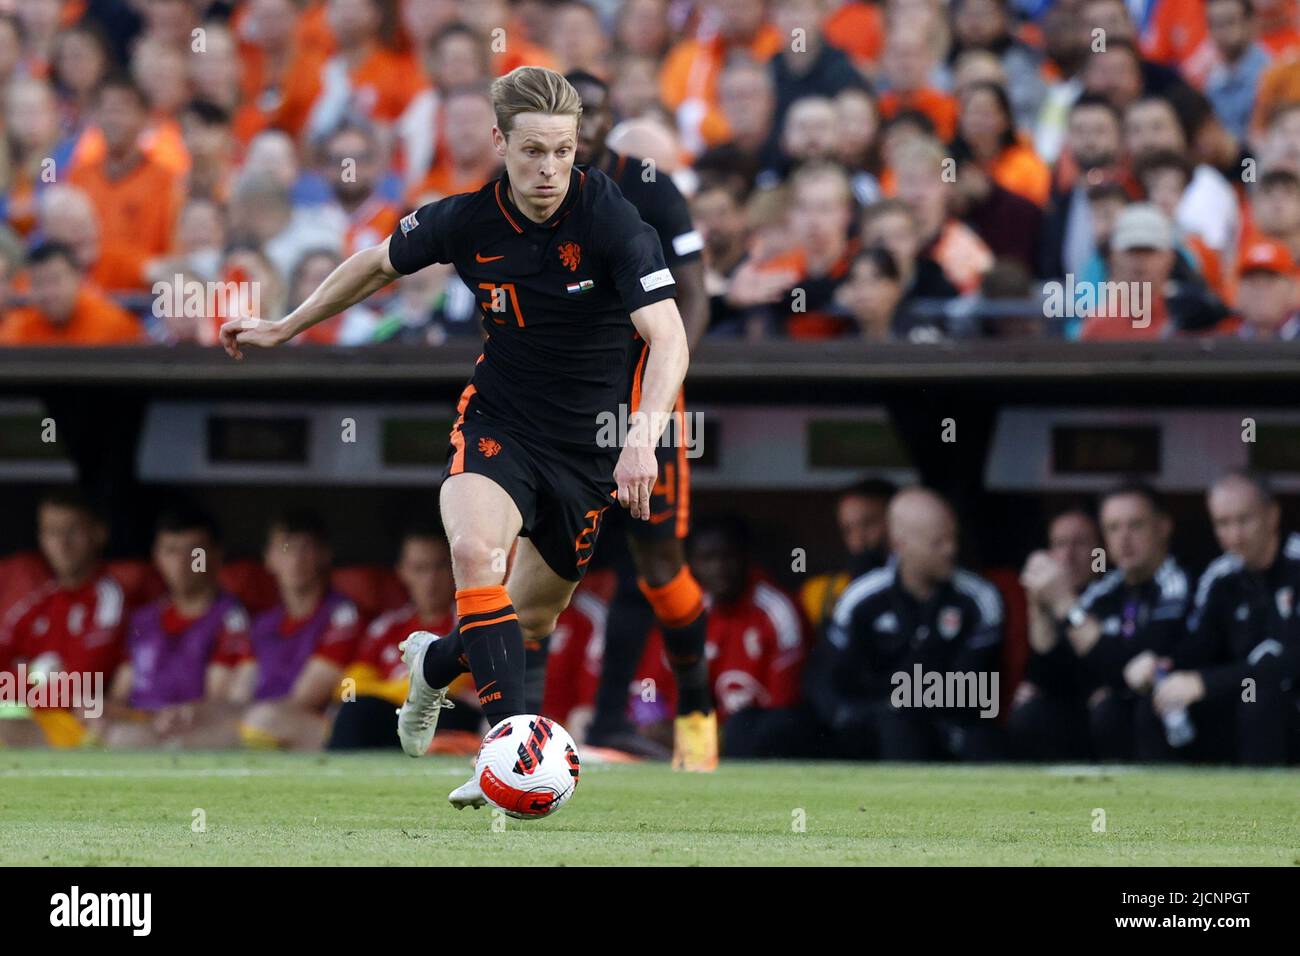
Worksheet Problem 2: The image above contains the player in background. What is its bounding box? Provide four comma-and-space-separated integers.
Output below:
235, 511, 362, 750
639, 516, 810, 757
814, 487, 1005, 760
1127, 472, 1300, 765
1017, 484, 1188, 761
0, 489, 126, 748
104, 504, 251, 748
220, 67, 689, 809
1010, 506, 1103, 761
800, 478, 897, 634
565, 70, 719, 770
327, 527, 482, 752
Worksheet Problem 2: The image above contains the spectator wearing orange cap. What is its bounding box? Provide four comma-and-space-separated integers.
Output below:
1230, 237, 1300, 339
0, 242, 142, 346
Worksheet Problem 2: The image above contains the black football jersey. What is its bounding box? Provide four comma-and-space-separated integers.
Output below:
387, 166, 676, 451
600, 150, 703, 270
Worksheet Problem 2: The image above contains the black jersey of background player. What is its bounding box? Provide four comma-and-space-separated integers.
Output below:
821, 561, 1004, 704
1068, 556, 1189, 692
598, 150, 703, 273
387, 165, 676, 452
1177, 532, 1300, 699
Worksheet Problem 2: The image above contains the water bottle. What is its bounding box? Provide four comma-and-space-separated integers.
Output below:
1154, 663, 1196, 748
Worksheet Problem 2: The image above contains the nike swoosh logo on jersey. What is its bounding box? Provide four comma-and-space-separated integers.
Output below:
475, 252, 505, 262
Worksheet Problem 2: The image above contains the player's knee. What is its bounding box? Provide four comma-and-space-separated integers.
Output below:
517, 603, 561, 641
448, 533, 508, 585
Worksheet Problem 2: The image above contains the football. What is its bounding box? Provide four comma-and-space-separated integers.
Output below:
475, 715, 580, 820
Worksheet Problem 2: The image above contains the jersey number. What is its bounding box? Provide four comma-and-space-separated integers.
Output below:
478, 282, 525, 327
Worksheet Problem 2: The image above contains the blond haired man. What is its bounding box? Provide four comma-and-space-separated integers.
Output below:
221, 67, 691, 810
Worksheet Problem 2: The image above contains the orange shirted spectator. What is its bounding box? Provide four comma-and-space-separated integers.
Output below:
69, 78, 184, 261
405, 87, 503, 205
301, 0, 427, 142
1141, 0, 1213, 74
455, 0, 558, 76
0, 242, 143, 346
751, 163, 861, 338
956, 82, 1052, 207
658, 0, 782, 152
1249, 53, 1300, 138
234, 0, 331, 145
894, 136, 995, 293
37, 184, 152, 294
878, 21, 959, 141
1252, 0, 1300, 56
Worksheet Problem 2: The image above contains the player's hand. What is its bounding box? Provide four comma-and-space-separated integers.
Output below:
1019, 550, 1055, 599
725, 260, 798, 307
219, 316, 289, 360
614, 441, 657, 520
1153, 670, 1205, 715
1123, 651, 1161, 693
1021, 550, 1075, 616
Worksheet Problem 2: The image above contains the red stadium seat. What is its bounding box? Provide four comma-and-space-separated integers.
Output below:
0, 551, 51, 623
330, 565, 408, 619
219, 559, 280, 616
983, 567, 1029, 724
105, 559, 167, 609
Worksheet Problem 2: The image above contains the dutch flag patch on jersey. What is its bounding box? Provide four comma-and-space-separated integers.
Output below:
566, 279, 594, 294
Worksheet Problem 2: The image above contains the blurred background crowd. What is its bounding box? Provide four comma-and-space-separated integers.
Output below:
3, 470, 1297, 765
6, 0, 1300, 344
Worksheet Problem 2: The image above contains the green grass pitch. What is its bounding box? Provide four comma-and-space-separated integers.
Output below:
0, 751, 1296, 866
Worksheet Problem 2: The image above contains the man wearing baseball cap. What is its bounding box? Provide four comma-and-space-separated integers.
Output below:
1080, 203, 1179, 340
1231, 237, 1300, 340
1080, 203, 1229, 340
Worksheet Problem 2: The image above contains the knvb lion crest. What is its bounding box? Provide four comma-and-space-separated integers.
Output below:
557, 241, 582, 272
478, 437, 502, 457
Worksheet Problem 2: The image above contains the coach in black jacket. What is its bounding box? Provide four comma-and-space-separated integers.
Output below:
809, 487, 1004, 761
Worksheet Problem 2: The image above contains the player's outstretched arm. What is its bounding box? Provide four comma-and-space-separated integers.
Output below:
617, 298, 689, 519
219, 239, 401, 359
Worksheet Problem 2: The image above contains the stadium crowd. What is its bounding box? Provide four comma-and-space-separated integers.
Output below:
0, 473, 1296, 765
5, 0, 1300, 342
